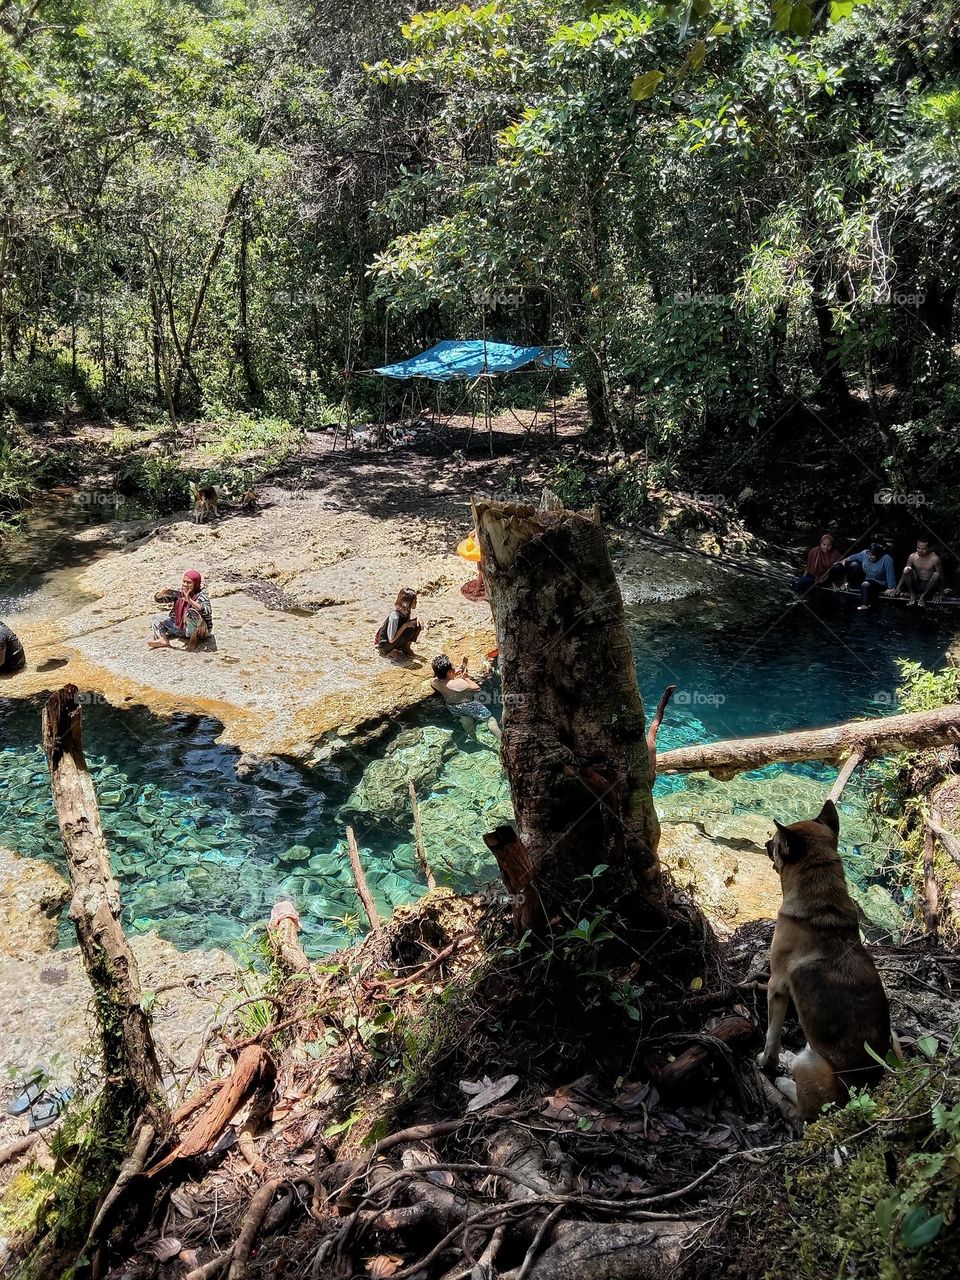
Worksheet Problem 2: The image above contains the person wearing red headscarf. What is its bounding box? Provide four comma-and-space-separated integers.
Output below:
148, 570, 213, 650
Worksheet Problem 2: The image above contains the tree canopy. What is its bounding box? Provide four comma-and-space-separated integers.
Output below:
1, 0, 958, 509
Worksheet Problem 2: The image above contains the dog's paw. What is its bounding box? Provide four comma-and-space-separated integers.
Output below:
756, 1051, 776, 1075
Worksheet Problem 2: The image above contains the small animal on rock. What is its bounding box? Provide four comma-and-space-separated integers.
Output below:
192, 485, 219, 524
757, 798, 895, 1121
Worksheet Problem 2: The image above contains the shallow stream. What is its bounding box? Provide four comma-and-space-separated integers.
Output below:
0, 530, 954, 956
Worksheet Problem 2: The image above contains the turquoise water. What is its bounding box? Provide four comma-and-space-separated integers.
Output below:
0, 576, 953, 955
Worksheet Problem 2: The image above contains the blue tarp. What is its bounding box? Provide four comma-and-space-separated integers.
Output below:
372, 339, 571, 381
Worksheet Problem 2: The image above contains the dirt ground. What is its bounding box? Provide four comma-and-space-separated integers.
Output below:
3, 411, 585, 759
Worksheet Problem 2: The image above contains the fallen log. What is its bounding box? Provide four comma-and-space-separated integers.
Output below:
656, 704, 960, 780
41, 686, 167, 1129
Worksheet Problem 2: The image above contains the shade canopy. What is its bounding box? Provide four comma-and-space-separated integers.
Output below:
372, 339, 571, 382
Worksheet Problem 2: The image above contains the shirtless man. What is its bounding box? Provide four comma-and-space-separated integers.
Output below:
896, 538, 944, 607
430, 654, 502, 741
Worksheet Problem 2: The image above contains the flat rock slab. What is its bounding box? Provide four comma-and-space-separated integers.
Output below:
9, 491, 495, 758
0, 847, 237, 1147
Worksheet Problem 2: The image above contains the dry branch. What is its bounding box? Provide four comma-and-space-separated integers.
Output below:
147, 1044, 275, 1176
346, 825, 381, 931
827, 751, 864, 803
646, 684, 676, 772
657, 705, 960, 779
926, 807, 960, 870
923, 827, 940, 938
409, 782, 437, 889
41, 686, 167, 1127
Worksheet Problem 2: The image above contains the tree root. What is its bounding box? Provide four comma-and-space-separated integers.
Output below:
84, 1120, 155, 1252
500, 1219, 696, 1280
227, 1178, 288, 1280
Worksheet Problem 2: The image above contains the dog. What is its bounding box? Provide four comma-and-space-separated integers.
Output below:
757, 798, 894, 1121
191, 484, 218, 524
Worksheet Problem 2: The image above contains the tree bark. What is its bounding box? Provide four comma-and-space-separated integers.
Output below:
473, 500, 662, 921
41, 686, 167, 1130
172, 182, 245, 405
656, 705, 960, 780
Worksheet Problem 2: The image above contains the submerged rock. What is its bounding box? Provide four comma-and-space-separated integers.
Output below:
0, 847, 70, 957
339, 725, 459, 826
659, 822, 782, 934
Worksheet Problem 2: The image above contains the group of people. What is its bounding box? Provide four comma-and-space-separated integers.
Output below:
794, 534, 945, 609
374, 586, 501, 739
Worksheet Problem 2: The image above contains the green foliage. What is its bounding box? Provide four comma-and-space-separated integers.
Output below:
896, 661, 960, 714
755, 1041, 960, 1279
207, 413, 302, 462
115, 453, 192, 513
0, 354, 93, 417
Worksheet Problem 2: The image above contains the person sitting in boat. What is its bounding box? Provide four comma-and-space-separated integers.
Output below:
430, 653, 501, 741
895, 537, 944, 608
148, 569, 213, 650
0, 620, 26, 675
793, 532, 841, 593
829, 542, 896, 610
375, 587, 422, 658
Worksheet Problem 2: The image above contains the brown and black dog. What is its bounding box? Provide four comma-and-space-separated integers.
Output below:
758, 798, 894, 1121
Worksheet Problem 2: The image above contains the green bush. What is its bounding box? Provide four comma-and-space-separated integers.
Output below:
750, 1042, 960, 1280
896, 661, 960, 714
0, 354, 94, 417
207, 413, 302, 462
115, 454, 192, 513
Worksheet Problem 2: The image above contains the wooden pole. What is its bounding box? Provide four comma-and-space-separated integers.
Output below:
826, 751, 864, 804
345, 825, 381, 931
656, 705, 960, 780
41, 686, 167, 1129
408, 781, 437, 890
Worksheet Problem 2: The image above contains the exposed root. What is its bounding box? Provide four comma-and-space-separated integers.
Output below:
227, 1178, 288, 1280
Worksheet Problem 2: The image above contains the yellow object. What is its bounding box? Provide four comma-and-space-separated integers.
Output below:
457, 532, 482, 563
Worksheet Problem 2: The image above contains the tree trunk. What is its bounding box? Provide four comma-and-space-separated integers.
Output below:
236, 191, 261, 407
657, 705, 960, 780
42, 686, 167, 1129
473, 500, 662, 923
172, 182, 245, 405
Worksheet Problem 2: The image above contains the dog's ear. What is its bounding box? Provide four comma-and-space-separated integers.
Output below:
769, 819, 803, 869
816, 799, 840, 839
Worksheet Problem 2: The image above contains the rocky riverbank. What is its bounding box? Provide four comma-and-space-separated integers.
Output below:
0, 846, 237, 1153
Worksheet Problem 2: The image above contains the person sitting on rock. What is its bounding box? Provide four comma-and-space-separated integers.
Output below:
430, 653, 501, 741
0, 620, 26, 675
375, 587, 422, 658
895, 537, 944, 607
148, 569, 213, 650
792, 532, 841, 594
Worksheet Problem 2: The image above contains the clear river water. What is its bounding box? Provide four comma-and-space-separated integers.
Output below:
0, 534, 954, 957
